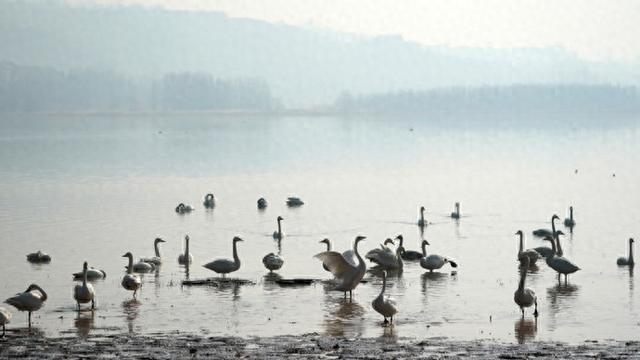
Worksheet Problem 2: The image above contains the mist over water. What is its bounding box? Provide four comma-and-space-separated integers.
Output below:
0, 113, 638, 343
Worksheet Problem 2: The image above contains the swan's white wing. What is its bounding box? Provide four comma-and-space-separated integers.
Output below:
315, 251, 356, 279
342, 250, 358, 268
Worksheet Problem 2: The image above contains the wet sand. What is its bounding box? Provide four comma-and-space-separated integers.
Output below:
1, 332, 638, 359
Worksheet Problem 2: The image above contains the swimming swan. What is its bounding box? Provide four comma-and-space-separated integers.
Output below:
417, 206, 427, 227
178, 235, 194, 265
516, 230, 541, 265
203, 236, 243, 277
121, 253, 142, 299
395, 234, 422, 260
175, 203, 194, 214
0, 307, 10, 337
26, 251, 51, 263
72, 267, 106, 281
132, 259, 155, 273
419, 240, 458, 272
272, 216, 284, 239
543, 235, 580, 282
451, 202, 461, 219
141, 238, 166, 265
315, 235, 367, 299
372, 270, 398, 325
533, 214, 559, 237
73, 262, 96, 310
4, 284, 47, 328
564, 206, 575, 227
262, 253, 284, 272
203, 193, 216, 208
514, 257, 538, 317
617, 238, 634, 266
257, 197, 268, 209
286, 197, 304, 206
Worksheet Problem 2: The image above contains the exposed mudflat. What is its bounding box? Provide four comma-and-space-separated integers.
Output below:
1, 332, 639, 359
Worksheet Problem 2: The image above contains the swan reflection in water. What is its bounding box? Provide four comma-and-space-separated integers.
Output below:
322, 298, 365, 337
514, 317, 537, 344
74, 310, 95, 338
545, 283, 579, 329
421, 272, 451, 299
121, 299, 141, 334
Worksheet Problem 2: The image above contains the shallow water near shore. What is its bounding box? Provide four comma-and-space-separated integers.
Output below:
0, 113, 639, 343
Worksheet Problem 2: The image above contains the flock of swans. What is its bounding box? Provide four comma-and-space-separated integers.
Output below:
0, 195, 636, 336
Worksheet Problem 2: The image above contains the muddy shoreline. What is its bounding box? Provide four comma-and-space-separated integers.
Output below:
1, 332, 639, 359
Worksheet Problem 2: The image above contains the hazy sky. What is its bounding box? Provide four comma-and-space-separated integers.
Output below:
69, 0, 640, 62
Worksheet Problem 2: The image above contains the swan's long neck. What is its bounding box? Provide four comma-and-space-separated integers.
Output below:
518, 233, 524, 255
551, 216, 557, 235
629, 239, 634, 264
325, 241, 331, 252
127, 255, 133, 274
518, 266, 527, 292
556, 235, 564, 257
421, 242, 427, 257
232, 241, 240, 265
277, 219, 282, 237
549, 237, 557, 256
396, 246, 403, 269
455, 203, 460, 216
420, 208, 425, 223
569, 207, 574, 221
154, 241, 161, 257
354, 241, 364, 270
185, 238, 190, 259
82, 266, 88, 287
398, 237, 404, 248
379, 272, 387, 298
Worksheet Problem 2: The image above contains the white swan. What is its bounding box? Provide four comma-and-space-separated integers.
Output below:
315, 235, 367, 299
203, 236, 243, 277
262, 253, 284, 272
286, 197, 304, 206
175, 203, 194, 214
419, 240, 458, 272
365, 239, 403, 271
516, 230, 541, 265
178, 235, 193, 265
121, 253, 142, 299
533, 214, 559, 237
319, 238, 357, 271
365, 238, 395, 262
395, 234, 422, 261
417, 206, 427, 227
514, 256, 538, 317
544, 235, 580, 282
26, 250, 51, 263
4, 284, 47, 328
451, 202, 461, 219
372, 270, 398, 325
617, 238, 634, 266
73, 267, 106, 281
0, 307, 11, 337
141, 238, 166, 265
272, 216, 284, 239
73, 262, 96, 310
564, 206, 575, 227
203, 193, 216, 209
257, 197, 268, 209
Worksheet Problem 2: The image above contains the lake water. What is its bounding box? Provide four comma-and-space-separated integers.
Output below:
0, 112, 638, 343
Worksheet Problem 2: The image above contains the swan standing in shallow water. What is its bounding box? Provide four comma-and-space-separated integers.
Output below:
419, 240, 458, 272
203, 236, 243, 277
516, 230, 541, 265
533, 231, 564, 259
262, 253, 284, 272
514, 257, 538, 317
178, 235, 193, 265
315, 235, 367, 299
73, 267, 106, 281
272, 216, 284, 239
395, 234, 422, 261
175, 203, 194, 214
533, 214, 559, 237
26, 250, 51, 263
5, 284, 47, 328
319, 238, 357, 272
257, 197, 268, 209
73, 262, 96, 310
203, 193, 216, 208
544, 235, 580, 283
451, 202, 461, 219
0, 307, 11, 337
141, 238, 166, 265
564, 206, 576, 227
365, 239, 403, 271
417, 206, 427, 227
372, 270, 398, 325
121, 253, 142, 299
617, 238, 634, 266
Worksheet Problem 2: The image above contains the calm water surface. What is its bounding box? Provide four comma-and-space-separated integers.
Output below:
0, 113, 639, 343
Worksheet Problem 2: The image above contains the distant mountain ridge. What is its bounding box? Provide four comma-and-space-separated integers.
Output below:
1, 1, 639, 107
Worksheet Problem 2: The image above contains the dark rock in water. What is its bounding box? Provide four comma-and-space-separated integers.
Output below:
275, 278, 314, 286
181, 278, 255, 286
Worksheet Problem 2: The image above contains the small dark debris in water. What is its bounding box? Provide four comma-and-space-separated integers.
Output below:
612, 173, 616, 177
182, 278, 255, 286
275, 278, 314, 286
574, 169, 578, 174
189, 348, 197, 354
409, 128, 414, 131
